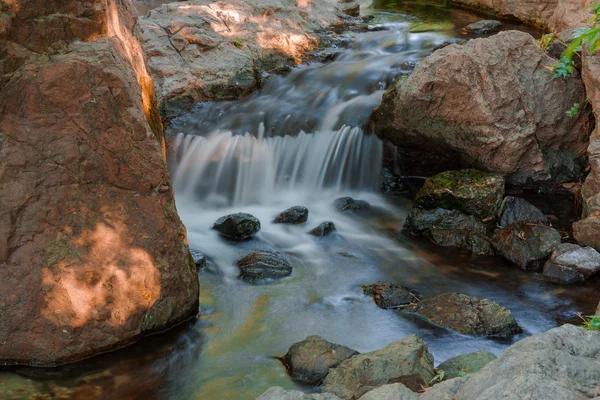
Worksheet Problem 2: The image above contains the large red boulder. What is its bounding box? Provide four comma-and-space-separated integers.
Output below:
0, 0, 199, 366
373, 31, 590, 185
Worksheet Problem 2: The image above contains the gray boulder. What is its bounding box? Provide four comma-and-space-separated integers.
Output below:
413, 170, 505, 220
362, 281, 419, 309
281, 336, 359, 385
497, 196, 548, 227
437, 350, 496, 379
323, 335, 435, 399
543, 243, 600, 283
424, 325, 600, 400
257, 387, 341, 400
334, 197, 371, 212
404, 208, 492, 255
310, 221, 336, 237
237, 251, 292, 283
418, 377, 468, 400
465, 20, 503, 34
213, 212, 261, 240
358, 383, 418, 400
406, 293, 521, 338
491, 223, 561, 270
274, 206, 309, 224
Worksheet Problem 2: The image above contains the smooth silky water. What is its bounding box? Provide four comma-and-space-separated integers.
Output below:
1, 2, 597, 400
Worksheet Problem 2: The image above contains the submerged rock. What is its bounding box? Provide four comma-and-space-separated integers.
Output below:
323, 335, 435, 398
413, 170, 505, 220
257, 387, 341, 400
358, 383, 418, 400
404, 208, 493, 255
237, 251, 292, 283
406, 293, 521, 338
281, 336, 359, 385
437, 350, 497, 379
310, 221, 337, 237
491, 223, 561, 270
380, 168, 406, 194
543, 243, 600, 283
373, 31, 588, 185
497, 196, 548, 227
465, 20, 503, 34
213, 213, 261, 240
274, 206, 309, 224
430, 324, 600, 399
334, 197, 371, 212
362, 281, 419, 309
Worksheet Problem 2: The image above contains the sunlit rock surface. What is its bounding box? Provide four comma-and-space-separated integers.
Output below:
0, 0, 199, 366
138, 0, 360, 118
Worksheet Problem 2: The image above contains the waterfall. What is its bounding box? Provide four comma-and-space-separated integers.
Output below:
169, 124, 382, 207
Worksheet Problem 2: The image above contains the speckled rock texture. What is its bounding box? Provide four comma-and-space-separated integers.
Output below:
0, 0, 199, 366
406, 293, 521, 338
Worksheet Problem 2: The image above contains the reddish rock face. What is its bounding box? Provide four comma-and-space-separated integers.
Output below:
373, 31, 590, 185
449, 0, 594, 31
0, 0, 199, 366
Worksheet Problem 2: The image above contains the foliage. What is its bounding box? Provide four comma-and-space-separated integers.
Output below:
428, 368, 445, 385
566, 103, 581, 117
582, 315, 600, 331
233, 39, 243, 49
551, 5, 600, 78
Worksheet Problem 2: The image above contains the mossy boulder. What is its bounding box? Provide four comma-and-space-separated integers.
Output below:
437, 350, 497, 379
213, 213, 261, 240
414, 170, 505, 220
274, 206, 309, 224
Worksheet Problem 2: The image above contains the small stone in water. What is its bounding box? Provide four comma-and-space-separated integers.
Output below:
334, 197, 371, 212
465, 20, 503, 34
237, 251, 292, 283
213, 213, 260, 240
274, 206, 308, 224
309, 221, 336, 237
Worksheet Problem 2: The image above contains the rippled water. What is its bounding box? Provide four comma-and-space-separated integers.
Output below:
0, 2, 594, 400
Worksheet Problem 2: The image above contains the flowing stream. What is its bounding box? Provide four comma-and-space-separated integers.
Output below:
0, 2, 597, 400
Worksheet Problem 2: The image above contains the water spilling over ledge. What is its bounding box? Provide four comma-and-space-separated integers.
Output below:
169, 126, 382, 207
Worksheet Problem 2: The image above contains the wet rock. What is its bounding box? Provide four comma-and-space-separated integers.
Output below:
573, 214, 600, 252
213, 213, 261, 240
413, 170, 505, 220
362, 282, 419, 309
465, 20, 503, 34
139, 0, 358, 118
334, 197, 371, 212
437, 351, 496, 380
0, 0, 199, 366
543, 243, 600, 283
406, 293, 521, 338
404, 208, 493, 255
434, 324, 600, 399
358, 383, 418, 400
237, 251, 292, 283
281, 336, 359, 385
380, 168, 406, 194
310, 221, 337, 237
497, 196, 548, 228
373, 31, 588, 185
190, 250, 207, 268
323, 335, 435, 398
491, 223, 561, 270
274, 206, 309, 224
257, 387, 341, 400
